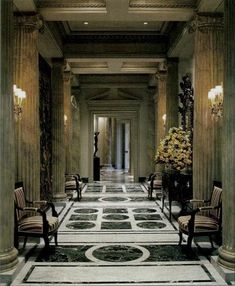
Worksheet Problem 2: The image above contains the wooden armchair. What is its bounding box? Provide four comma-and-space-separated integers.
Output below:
147, 172, 162, 200
14, 183, 59, 249
178, 182, 222, 249
65, 173, 83, 201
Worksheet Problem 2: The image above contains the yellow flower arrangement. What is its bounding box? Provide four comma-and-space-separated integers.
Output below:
155, 127, 192, 171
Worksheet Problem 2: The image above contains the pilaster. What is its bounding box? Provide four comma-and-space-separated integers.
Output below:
0, 0, 18, 273
13, 13, 43, 201
166, 58, 179, 132
64, 70, 72, 173
192, 14, 223, 199
218, 0, 235, 271
51, 59, 66, 200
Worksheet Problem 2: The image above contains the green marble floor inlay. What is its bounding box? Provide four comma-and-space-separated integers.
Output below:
102, 214, 129, 220
92, 245, 143, 262
137, 221, 166, 229
36, 245, 199, 263
36, 246, 91, 262
132, 208, 157, 213
66, 221, 96, 229
101, 196, 129, 202
144, 245, 199, 261
69, 214, 98, 221
101, 222, 131, 229
134, 214, 162, 220
103, 208, 128, 213
74, 208, 98, 214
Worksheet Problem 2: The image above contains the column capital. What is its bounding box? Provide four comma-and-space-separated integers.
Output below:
14, 13, 44, 32
188, 14, 223, 33
156, 71, 167, 81
63, 71, 72, 83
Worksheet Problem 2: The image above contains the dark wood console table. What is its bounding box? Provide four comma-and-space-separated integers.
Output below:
162, 171, 192, 221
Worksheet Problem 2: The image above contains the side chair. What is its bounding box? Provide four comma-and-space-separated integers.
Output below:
65, 173, 83, 201
14, 182, 59, 249
147, 172, 163, 202
178, 181, 222, 249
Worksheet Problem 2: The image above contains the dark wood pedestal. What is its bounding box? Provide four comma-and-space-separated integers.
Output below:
162, 171, 192, 221
93, 157, 100, 181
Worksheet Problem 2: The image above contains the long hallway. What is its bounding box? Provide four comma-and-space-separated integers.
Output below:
11, 182, 227, 286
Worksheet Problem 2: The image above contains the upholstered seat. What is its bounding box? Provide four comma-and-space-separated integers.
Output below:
14, 184, 59, 249
178, 183, 222, 249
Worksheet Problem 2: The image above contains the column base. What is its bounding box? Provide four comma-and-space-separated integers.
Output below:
218, 246, 235, 271
211, 256, 235, 283
0, 247, 18, 273
52, 192, 67, 201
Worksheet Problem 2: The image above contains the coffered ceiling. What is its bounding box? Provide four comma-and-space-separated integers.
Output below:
14, 0, 224, 79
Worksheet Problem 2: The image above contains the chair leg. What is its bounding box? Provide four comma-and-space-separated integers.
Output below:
178, 231, 183, 245
209, 235, 214, 249
43, 236, 50, 248
23, 236, 28, 249
187, 235, 193, 249
54, 232, 58, 246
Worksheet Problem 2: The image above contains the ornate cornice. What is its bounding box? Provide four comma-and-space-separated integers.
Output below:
129, 0, 195, 9
188, 14, 224, 33
67, 33, 167, 43
36, 0, 105, 8
14, 14, 44, 33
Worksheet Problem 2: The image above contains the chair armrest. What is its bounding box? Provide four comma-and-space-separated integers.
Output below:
198, 205, 218, 211
23, 207, 39, 212
190, 199, 205, 203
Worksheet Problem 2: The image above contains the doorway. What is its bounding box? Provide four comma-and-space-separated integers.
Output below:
93, 115, 133, 182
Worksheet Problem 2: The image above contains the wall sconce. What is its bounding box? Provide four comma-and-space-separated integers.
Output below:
13, 84, 26, 120
162, 113, 166, 127
208, 84, 223, 118
64, 114, 68, 126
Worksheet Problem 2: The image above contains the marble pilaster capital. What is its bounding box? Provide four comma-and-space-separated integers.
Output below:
14, 13, 44, 33
155, 71, 167, 82
188, 14, 223, 33
63, 71, 72, 83
52, 58, 65, 70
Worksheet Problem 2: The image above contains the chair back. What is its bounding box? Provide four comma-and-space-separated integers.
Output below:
14, 187, 26, 221
209, 186, 222, 220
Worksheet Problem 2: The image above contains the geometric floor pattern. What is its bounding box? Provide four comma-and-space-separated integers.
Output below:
11, 182, 228, 286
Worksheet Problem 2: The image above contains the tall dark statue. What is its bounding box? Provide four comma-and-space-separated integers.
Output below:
94, 132, 99, 157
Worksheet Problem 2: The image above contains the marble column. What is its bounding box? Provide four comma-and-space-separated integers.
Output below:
13, 14, 43, 201
51, 59, 66, 201
0, 0, 18, 272
111, 118, 117, 168
155, 71, 167, 171
192, 14, 223, 199
70, 90, 80, 174
218, 0, 235, 271
64, 71, 72, 174
104, 117, 112, 166
166, 58, 179, 132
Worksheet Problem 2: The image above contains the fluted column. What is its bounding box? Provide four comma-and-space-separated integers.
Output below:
0, 0, 18, 272
155, 71, 167, 171
166, 58, 179, 132
104, 117, 112, 166
192, 15, 223, 199
51, 59, 66, 201
218, 0, 235, 271
64, 71, 72, 173
13, 14, 42, 201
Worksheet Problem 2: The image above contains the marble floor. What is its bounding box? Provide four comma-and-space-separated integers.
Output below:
10, 181, 230, 286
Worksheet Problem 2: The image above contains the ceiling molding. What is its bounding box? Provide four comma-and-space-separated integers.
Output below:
129, 0, 196, 9
36, 0, 106, 8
